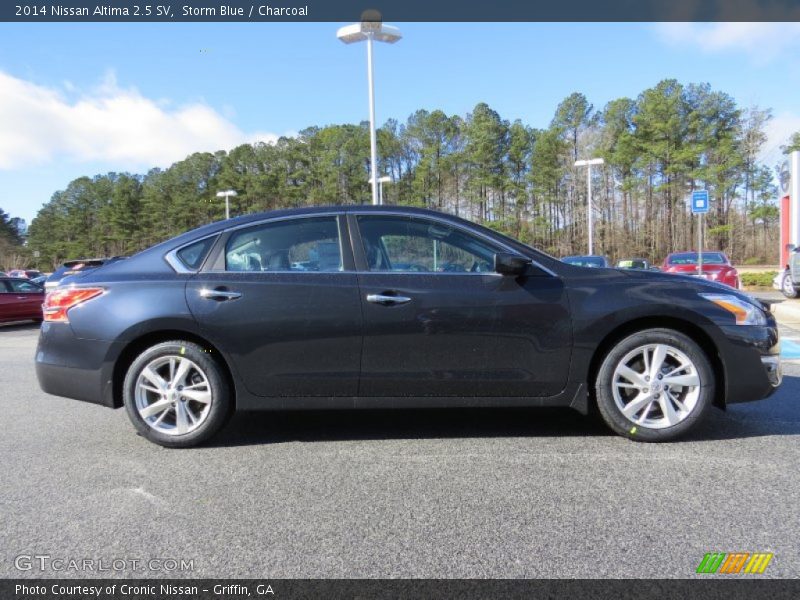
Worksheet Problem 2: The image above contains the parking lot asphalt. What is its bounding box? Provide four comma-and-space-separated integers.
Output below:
1, 322, 799, 579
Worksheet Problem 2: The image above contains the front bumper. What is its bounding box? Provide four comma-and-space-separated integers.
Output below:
35, 322, 118, 407
718, 324, 782, 404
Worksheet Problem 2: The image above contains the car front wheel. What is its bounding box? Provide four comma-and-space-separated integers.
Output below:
781, 271, 798, 298
123, 340, 231, 448
595, 329, 714, 442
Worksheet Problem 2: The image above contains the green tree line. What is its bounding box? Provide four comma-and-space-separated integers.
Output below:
9, 78, 796, 270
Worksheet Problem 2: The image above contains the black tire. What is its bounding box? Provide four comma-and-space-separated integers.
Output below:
781, 271, 799, 299
594, 328, 714, 442
123, 340, 232, 448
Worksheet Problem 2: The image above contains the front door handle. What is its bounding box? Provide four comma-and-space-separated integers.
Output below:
200, 288, 242, 301
366, 293, 412, 305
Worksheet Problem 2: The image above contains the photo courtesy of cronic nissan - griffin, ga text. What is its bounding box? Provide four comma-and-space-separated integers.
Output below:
35, 206, 783, 448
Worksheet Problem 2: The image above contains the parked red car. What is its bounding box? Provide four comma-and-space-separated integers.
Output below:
0, 277, 45, 323
661, 252, 740, 289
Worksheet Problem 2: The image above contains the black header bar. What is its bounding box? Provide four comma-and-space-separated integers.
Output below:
4, 0, 800, 22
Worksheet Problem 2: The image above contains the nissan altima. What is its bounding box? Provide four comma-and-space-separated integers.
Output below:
36, 206, 782, 447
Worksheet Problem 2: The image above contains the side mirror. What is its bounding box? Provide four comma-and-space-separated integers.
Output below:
494, 252, 532, 276
786, 244, 796, 252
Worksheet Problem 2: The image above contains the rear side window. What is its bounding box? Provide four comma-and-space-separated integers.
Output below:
176, 237, 216, 270
224, 217, 342, 272
8, 279, 42, 293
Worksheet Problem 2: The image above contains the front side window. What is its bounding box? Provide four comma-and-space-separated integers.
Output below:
356, 215, 497, 273
225, 216, 343, 272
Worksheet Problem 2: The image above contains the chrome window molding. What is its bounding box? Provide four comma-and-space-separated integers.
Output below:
163, 209, 559, 279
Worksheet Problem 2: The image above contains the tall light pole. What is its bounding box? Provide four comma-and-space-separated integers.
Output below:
369, 175, 392, 205
574, 158, 605, 255
216, 189, 237, 220
337, 15, 401, 206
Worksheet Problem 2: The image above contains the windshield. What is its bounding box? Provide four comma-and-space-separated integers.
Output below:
667, 252, 726, 265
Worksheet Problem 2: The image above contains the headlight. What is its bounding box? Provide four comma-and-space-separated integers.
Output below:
699, 293, 766, 326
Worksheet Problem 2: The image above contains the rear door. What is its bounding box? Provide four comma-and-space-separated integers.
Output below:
6, 279, 44, 319
0, 280, 19, 321
351, 213, 572, 398
186, 214, 362, 398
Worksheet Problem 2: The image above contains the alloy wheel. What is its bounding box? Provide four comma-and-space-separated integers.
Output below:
134, 355, 212, 435
611, 343, 701, 429
783, 273, 796, 296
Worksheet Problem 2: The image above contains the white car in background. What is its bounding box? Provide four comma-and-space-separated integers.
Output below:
774, 244, 800, 298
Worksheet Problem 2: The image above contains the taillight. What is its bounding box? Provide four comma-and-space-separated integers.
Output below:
43, 287, 104, 322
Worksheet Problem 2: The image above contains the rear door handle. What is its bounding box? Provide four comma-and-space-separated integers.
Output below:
200, 288, 242, 301
366, 293, 412, 305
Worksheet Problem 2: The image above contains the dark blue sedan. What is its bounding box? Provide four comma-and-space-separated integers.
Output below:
36, 206, 781, 447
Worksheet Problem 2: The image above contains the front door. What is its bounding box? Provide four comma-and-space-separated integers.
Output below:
186, 215, 362, 398
351, 214, 572, 398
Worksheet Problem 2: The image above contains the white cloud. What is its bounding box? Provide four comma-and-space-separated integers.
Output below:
0, 70, 280, 171
760, 112, 800, 168
655, 22, 800, 64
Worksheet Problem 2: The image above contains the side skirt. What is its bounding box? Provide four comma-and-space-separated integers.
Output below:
235, 382, 589, 414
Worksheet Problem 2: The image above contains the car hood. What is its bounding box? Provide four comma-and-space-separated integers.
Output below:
616, 266, 754, 299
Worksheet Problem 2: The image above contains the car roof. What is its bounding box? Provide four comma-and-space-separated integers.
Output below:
151, 205, 513, 253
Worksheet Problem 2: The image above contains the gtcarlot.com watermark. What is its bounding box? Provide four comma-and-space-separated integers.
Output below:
14, 554, 195, 573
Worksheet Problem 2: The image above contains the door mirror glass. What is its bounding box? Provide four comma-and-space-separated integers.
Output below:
494, 252, 532, 276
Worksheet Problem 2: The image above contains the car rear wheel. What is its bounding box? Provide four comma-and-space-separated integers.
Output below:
595, 329, 714, 442
123, 341, 231, 448
781, 271, 798, 298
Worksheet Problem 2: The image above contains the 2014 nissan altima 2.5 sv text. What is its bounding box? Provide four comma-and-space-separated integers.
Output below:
35, 206, 782, 447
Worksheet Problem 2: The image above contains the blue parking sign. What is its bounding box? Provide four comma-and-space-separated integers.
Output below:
691, 190, 709, 214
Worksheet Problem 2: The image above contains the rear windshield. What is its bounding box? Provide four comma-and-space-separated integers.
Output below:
617, 259, 647, 269
668, 252, 726, 265
563, 256, 606, 268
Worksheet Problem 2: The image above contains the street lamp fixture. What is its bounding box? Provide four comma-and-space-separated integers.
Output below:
216, 189, 238, 220
368, 175, 393, 205
337, 14, 401, 206
574, 158, 605, 255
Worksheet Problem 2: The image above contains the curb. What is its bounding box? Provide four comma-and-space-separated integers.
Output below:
773, 300, 800, 326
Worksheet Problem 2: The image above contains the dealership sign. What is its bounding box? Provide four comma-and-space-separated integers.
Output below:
691, 190, 709, 214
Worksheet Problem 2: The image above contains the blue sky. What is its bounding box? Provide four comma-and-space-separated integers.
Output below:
1, 22, 800, 224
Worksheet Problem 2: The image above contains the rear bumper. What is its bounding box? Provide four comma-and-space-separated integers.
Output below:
719, 324, 782, 404
35, 322, 118, 408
